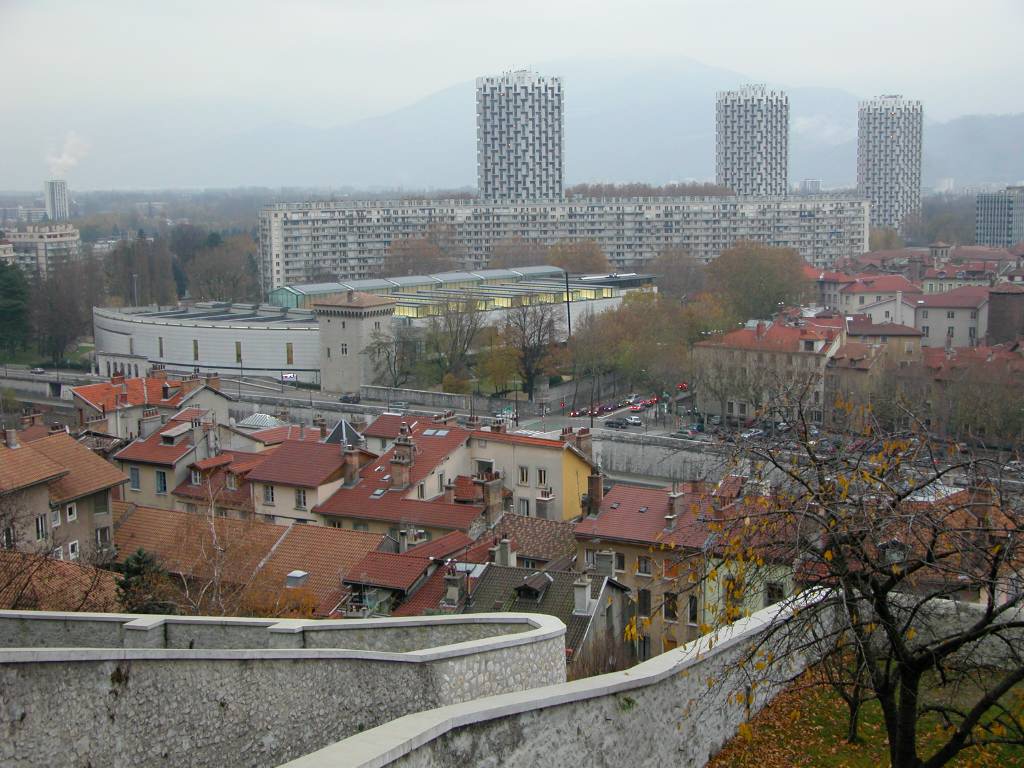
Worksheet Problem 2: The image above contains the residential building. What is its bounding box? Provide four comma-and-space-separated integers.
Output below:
987, 283, 1024, 344
0, 429, 127, 562
976, 187, 1024, 248
493, 512, 577, 569
362, 412, 408, 454
172, 450, 267, 519
692, 318, 844, 424
476, 70, 563, 202
913, 287, 990, 348
114, 410, 216, 510
246, 440, 357, 525
342, 551, 439, 617
803, 266, 856, 310
839, 275, 922, 312
921, 259, 1005, 294
3, 223, 80, 277
257, 196, 870, 290
716, 84, 789, 196
857, 95, 923, 230
43, 180, 69, 222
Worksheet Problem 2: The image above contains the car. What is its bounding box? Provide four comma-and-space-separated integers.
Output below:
569, 408, 585, 417
673, 427, 701, 438
598, 402, 616, 413
629, 403, 644, 412
624, 415, 643, 426
390, 401, 408, 410
280, 372, 298, 383
1003, 460, 1024, 475
338, 393, 361, 404
709, 415, 722, 426
676, 382, 689, 391
603, 418, 628, 429
29, 367, 45, 375
740, 428, 765, 440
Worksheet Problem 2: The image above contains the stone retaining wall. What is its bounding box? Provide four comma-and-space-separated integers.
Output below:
0, 611, 565, 768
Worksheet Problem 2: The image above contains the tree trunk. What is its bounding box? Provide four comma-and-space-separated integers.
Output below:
892, 672, 923, 768
846, 691, 862, 744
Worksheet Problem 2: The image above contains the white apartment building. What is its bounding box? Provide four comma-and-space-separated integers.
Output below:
3, 223, 81, 277
476, 71, 563, 202
976, 187, 1024, 248
716, 85, 789, 197
857, 95, 923, 231
257, 195, 869, 292
44, 180, 69, 222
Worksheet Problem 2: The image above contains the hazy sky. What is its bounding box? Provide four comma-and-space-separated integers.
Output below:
2, 0, 1021, 188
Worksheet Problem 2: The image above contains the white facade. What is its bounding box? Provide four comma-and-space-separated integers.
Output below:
44, 180, 69, 222
976, 187, 1024, 248
857, 95, 923, 230
476, 71, 563, 202
258, 195, 869, 291
5, 223, 81, 277
716, 85, 789, 197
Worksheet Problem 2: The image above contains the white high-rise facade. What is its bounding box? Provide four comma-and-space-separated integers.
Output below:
716, 85, 789, 197
44, 180, 69, 222
976, 187, 1024, 248
476, 71, 563, 202
857, 95, 923, 231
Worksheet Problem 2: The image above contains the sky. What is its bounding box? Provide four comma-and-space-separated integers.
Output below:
1, 0, 1021, 188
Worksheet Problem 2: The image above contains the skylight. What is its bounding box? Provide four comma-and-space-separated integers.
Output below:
371, 489, 386, 498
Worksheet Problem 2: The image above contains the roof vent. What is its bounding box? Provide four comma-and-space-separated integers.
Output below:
285, 570, 308, 588
638, 506, 648, 514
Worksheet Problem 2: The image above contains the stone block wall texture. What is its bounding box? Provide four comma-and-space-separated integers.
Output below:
0, 612, 565, 768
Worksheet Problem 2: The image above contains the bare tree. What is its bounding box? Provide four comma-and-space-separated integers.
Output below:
502, 302, 562, 399
423, 293, 485, 381
365, 326, 419, 388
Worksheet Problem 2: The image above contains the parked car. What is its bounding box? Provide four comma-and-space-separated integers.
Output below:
280, 372, 298, 383
740, 428, 765, 440
624, 415, 643, 427
673, 427, 700, 439
338, 393, 361, 404
30, 367, 45, 375
603, 418, 628, 429
390, 401, 409, 410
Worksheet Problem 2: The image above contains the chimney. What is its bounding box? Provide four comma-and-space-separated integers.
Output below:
343, 444, 360, 487
398, 529, 410, 553
573, 575, 592, 615
535, 488, 555, 520
491, 420, 505, 434
314, 415, 327, 438
110, 373, 125, 385
204, 374, 221, 392
574, 427, 593, 459
895, 291, 903, 325
594, 550, 615, 577
443, 479, 456, 504
179, 376, 203, 396
441, 570, 467, 607
285, 570, 309, 588
162, 383, 170, 400
347, 289, 355, 302
389, 423, 415, 489
756, 322, 766, 339
666, 484, 683, 531
585, 470, 604, 516
3, 428, 18, 450
496, 538, 516, 567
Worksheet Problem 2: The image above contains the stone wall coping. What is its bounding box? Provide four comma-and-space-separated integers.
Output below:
0, 611, 565, 665
280, 597, 816, 768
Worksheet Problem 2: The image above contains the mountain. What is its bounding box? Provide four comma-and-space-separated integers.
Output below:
14, 56, 1024, 190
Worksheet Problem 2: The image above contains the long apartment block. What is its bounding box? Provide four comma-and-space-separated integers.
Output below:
258, 196, 870, 291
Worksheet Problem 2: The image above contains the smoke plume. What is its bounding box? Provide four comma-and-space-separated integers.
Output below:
46, 131, 89, 178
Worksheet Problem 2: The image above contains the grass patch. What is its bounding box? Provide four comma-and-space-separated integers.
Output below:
709, 671, 1024, 768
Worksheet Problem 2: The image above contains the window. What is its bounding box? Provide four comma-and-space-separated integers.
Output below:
190, 469, 201, 486
970, 310, 978, 319
537, 468, 547, 486
921, 325, 930, 337
235, 341, 242, 363
615, 552, 625, 571
65, 503, 76, 522
884, 310, 890, 319
51, 508, 61, 528
340, 343, 348, 355
52, 546, 64, 560
858, 296, 865, 305
155, 471, 167, 495
738, 402, 747, 416
158, 336, 164, 357
664, 592, 678, 621
193, 339, 199, 361
518, 466, 529, 485
921, 310, 929, 319
726, 401, 734, 415
295, 488, 307, 509
437, 472, 445, 493
286, 342, 294, 365
969, 327, 977, 340
584, 548, 596, 567
637, 555, 652, 576
518, 497, 530, 516
185, 503, 197, 514
947, 326, 955, 337
96, 527, 111, 548
374, 321, 381, 330
765, 581, 785, 607
1, 527, 14, 549
803, 340, 814, 352
35, 515, 47, 541
688, 594, 699, 625
416, 483, 425, 500
353, 522, 369, 531
263, 485, 275, 504
947, 310, 955, 319
68, 540, 80, 561
129, 466, 140, 491
226, 474, 238, 491
638, 588, 651, 617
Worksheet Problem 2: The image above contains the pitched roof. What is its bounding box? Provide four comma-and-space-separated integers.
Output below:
829, 342, 878, 371
313, 291, 398, 309
847, 321, 922, 337
914, 285, 991, 308
0, 441, 66, 494
344, 551, 434, 591
390, 565, 452, 617
404, 531, 475, 560
472, 428, 574, 449
363, 413, 414, 439
172, 450, 265, 511
840, 275, 922, 294
72, 376, 188, 412
248, 425, 324, 446
0, 551, 120, 612
113, 418, 199, 466
22, 432, 128, 503
324, 418, 364, 446
245, 440, 345, 488
574, 482, 713, 550
495, 513, 577, 563
695, 321, 836, 353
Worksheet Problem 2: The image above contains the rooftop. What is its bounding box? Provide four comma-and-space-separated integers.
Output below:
245, 439, 347, 488
574, 482, 715, 550
21, 432, 127, 504
495, 513, 577, 563
344, 551, 434, 592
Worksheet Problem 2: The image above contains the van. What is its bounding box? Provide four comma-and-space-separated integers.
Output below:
281, 372, 298, 383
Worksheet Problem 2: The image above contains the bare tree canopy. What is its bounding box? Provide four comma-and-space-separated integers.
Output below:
502, 302, 562, 398
648, 246, 706, 300
382, 224, 464, 277
185, 234, 260, 302
490, 236, 550, 269
546, 239, 611, 274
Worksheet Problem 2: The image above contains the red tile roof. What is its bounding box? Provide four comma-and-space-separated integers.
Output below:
248, 425, 323, 446
390, 565, 452, 617
0, 441, 66, 494
114, 418, 199, 466
574, 482, 713, 550
315, 422, 484, 532
344, 551, 434, 591
23, 432, 128, 503
404, 531, 475, 560
847, 321, 922, 337
72, 377, 188, 411
363, 414, 416, 439
495, 514, 577, 563
696, 321, 836, 353
245, 440, 345, 488
0, 551, 120, 612
172, 450, 264, 511
840, 275, 922, 295
914, 285, 991, 308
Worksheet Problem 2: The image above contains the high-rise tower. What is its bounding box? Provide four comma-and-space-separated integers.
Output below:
44, 180, 69, 222
857, 95, 923, 231
715, 85, 789, 197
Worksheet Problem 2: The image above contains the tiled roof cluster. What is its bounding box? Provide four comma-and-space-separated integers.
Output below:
245, 440, 346, 488
0, 551, 120, 612
0, 431, 126, 500
495, 513, 577, 563
114, 416, 203, 467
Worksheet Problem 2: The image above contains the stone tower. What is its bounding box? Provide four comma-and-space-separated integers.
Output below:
313, 291, 397, 394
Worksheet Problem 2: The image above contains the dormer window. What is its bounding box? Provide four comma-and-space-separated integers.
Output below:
190, 469, 201, 486
226, 474, 238, 491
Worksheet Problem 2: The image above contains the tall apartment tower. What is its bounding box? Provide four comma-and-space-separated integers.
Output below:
976, 187, 1024, 248
476, 71, 564, 202
44, 180, 69, 221
857, 95, 923, 231
715, 85, 789, 197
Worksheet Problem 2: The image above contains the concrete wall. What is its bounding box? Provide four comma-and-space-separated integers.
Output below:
0, 611, 565, 768
281, 598, 833, 768
593, 430, 730, 481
